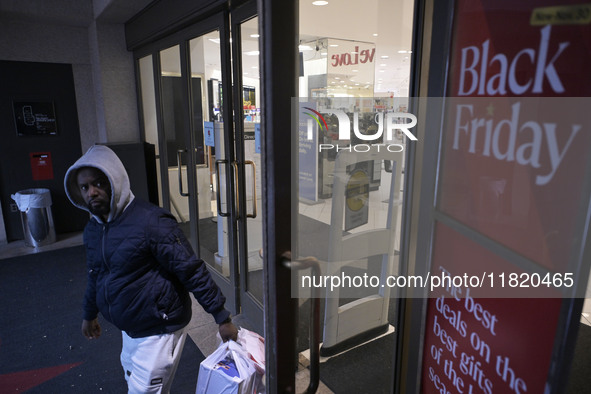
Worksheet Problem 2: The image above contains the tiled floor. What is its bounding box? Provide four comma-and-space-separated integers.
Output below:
0, 231, 84, 260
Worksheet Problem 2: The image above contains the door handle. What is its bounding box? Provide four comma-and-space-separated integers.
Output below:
232, 162, 240, 220
281, 251, 320, 394
177, 150, 189, 197
245, 160, 257, 218
215, 159, 229, 217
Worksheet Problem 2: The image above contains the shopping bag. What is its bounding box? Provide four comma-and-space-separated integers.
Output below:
237, 328, 264, 368
214, 327, 265, 374
236, 328, 265, 393
196, 340, 257, 394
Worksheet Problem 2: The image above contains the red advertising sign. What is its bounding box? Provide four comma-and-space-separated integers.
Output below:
449, 0, 591, 98
421, 0, 591, 392
439, 0, 591, 270
438, 97, 591, 270
422, 223, 562, 394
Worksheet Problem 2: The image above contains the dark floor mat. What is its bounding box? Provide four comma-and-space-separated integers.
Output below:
319, 333, 395, 394
566, 323, 591, 394
0, 245, 204, 393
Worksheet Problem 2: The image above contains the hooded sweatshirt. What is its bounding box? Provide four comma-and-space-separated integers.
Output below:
64, 144, 134, 223
64, 145, 229, 337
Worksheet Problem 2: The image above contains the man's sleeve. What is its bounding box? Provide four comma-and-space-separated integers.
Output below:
82, 230, 99, 321
149, 212, 231, 324
83, 268, 99, 320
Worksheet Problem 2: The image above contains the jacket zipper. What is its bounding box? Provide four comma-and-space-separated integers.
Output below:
101, 224, 114, 324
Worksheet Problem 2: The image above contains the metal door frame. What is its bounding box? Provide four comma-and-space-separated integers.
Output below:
133, 12, 240, 313
229, 0, 265, 335
130, 0, 302, 390
398, 1, 591, 393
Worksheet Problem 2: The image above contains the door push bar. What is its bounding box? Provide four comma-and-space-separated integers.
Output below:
215, 160, 257, 220
232, 162, 240, 220
177, 150, 189, 197
245, 160, 257, 219
215, 159, 230, 217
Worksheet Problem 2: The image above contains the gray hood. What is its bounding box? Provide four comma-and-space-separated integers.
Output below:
64, 145, 135, 223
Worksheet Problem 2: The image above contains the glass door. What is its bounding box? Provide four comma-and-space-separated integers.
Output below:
231, 4, 264, 333
293, 0, 417, 392
135, 8, 264, 328
183, 26, 239, 313
136, 13, 239, 313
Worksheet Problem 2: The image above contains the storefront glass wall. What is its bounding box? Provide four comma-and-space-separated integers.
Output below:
296, 0, 415, 392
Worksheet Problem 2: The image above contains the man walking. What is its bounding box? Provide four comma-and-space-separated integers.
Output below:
64, 144, 237, 393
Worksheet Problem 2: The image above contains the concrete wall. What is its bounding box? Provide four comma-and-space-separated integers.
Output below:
89, 21, 140, 146
0, 0, 142, 152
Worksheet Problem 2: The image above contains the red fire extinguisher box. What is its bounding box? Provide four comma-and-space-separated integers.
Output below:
29, 152, 54, 181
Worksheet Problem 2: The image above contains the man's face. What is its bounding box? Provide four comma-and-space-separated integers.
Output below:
77, 167, 111, 220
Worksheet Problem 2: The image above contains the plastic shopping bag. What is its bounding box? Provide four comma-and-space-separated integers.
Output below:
237, 328, 265, 393
196, 340, 257, 394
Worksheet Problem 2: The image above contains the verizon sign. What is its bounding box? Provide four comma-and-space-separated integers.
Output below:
330, 45, 376, 67
327, 39, 376, 89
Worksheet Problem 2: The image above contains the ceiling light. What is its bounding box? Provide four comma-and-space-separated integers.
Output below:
250, 34, 260, 38
373, 33, 378, 37
352, 69, 358, 72
379, 70, 385, 73
312, 1, 329, 5
329, 44, 339, 47
380, 63, 387, 67
299, 45, 313, 51
335, 77, 340, 79
397, 50, 407, 53
381, 55, 389, 59
244, 50, 260, 56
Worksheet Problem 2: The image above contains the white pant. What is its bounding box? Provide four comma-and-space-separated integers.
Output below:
120, 329, 187, 394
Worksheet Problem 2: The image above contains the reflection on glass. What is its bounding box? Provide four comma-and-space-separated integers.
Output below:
295, 0, 414, 390
158, 45, 190, 227
138, 55, 163, 207
240, 16, 264, 306
187, 30, 231, 279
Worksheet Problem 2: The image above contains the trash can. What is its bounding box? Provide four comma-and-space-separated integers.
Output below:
11, 188, 56, 247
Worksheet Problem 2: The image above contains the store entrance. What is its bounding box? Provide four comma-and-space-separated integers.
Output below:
135, 3, 264, 333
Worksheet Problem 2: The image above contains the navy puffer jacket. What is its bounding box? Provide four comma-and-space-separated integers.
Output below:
65, 145, 230, 338
83, 198, 229, 337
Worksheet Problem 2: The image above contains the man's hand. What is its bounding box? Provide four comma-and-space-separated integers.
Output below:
219, 321, 238, 342
82, 318, 102, 339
